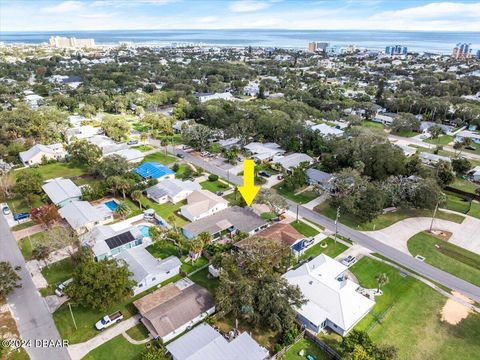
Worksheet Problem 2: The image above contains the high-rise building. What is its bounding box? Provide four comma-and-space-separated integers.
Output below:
49, 36, 95, 48
476, 50, 480, 60
315, 42, 329, 52
385, 45, 407, 55
308, 42, 317, 53
452, 43, 472, 59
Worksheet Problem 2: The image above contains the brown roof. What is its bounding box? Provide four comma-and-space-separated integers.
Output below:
236, 223, 304, 248
134, 283, 215, 339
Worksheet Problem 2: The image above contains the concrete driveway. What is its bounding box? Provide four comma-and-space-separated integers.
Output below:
363, 214, 480, 255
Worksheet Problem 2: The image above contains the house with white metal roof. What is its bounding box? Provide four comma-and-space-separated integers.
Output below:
311, 123, 344, 137
273, 153, 314, 172
42, 178, 82, 207
59, 201, 113, 235
146, 179, 201, 204
117, 246, 181, 295
166, 323, 269, 360
244, 142, 285, 163
283, 254, 375, 336
19, 143, 67, 167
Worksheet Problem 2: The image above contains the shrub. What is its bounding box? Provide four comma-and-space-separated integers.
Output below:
208, 174, 219, 181
172, 163, 180, 172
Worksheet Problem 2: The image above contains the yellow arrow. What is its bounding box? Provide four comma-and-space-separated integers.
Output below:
238, 159, 260, 206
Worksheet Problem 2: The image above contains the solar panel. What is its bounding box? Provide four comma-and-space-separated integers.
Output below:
105, 231, 135, 250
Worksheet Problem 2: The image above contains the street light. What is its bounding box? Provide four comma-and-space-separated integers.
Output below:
334, 206, 340, 243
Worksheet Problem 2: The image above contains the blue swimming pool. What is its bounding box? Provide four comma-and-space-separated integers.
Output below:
139, 225, 151, 238
104, 200, 119, 211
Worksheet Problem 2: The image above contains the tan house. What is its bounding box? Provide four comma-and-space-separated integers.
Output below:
180, 190, 228, 222
133, 279, 215, 343
19, 143, 67, 166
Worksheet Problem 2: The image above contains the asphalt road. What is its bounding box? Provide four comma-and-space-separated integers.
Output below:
171, 145, 480, 303
0, 215, 70, 360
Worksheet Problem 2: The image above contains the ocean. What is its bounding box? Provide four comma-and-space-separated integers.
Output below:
1, 29, 479, 54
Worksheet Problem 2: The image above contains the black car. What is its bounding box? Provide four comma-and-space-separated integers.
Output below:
176, 153, 185, 158
258, 171, 271, 178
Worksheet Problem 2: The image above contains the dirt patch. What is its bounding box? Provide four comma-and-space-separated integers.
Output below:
428, 229, 452, 241
440, 291, 473, 325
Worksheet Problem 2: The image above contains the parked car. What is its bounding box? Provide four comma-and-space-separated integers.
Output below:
95, 311, 124, 330
127, 140, 139, 145
258, 171, 271, 178
215, 191, 224, 196
303, 237, 315, 247
55, 278, 73, 297
13, 213, 30, 221
341, 255, 357, 267
2, 204, 10, 215
466, 145, 477, 151
277, 175, 284, 180
176, 153, 184, 158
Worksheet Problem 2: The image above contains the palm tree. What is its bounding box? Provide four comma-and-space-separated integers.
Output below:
115, 202, 131, 219
116, 178, 131, 199
131, 190, 143, 210
189, 237, 204, 261
375, 273, 389, 292
168, 215, 177, 231
139, 132, 148, 145
197, 231, 213, 246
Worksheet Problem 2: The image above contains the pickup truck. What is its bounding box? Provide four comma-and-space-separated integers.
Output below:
95, 311, 124, 330
55, 278, 73, 297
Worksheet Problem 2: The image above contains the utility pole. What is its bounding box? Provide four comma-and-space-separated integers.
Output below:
296, 204, 299, 222
429, 200, 439, 233
68, 302, 77, 330
334, 206, 340, 243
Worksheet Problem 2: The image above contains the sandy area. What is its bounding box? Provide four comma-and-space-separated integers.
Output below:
441, 291, 474, 325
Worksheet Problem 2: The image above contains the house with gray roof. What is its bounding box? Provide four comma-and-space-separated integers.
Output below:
19, 143, 67, 166
419, 152, 451, 166
146, 179, 201, 204
182, 206, 268, 240
244, 142, 285, 163
180, 190, 228, 222
166, 323, 269, 360
42, 177, 82, 207
307, 169, 334, 189
59, 200, 113, 235
311, 123, 344, 137
117, 246, 181, 295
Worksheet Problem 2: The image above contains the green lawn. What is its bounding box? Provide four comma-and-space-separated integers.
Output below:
18, 229, 71, 261
132, 145, 154, 152
445, 192, 471, 214
188, 267, 219, 296
12, 161, 88, 182
138, 197, 188, 227
449, 178, 479, 195
125, 324, 149, 341
298, 237, 348, 262
346, 257, 480, 360
10, 221, 34, 231
200, 179, 230, 194
392, 130, 418, 138
142, 151, 177, 165
424, 135, 454, 145
7, 196, 44, 214
290, 220, 319, 237
407, 231, 480, 287
261, 211, 278, 220
82, 334, 147, 360
223, 191, 247, 207
146, 241, 208, 274
40, 258, 75, 296
281, 338, 329, 360
354, 121, 386, 134
174, 163, 193, 179
273, 184, 318, 204
315, 201, 464, 231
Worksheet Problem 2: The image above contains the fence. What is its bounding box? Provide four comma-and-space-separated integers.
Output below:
445, 186, 479, 201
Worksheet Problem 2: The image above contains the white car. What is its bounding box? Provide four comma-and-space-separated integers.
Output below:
1, 203, 10, 215
55, 278, 73, 297
341, 255, 357, 267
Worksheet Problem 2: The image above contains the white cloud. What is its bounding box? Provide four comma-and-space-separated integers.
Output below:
229, 1, 272, 13
42, 0, 84, 13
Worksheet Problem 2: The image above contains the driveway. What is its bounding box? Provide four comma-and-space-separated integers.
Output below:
67, 315, 140, 360
0, 215, 70, 360
363, 214, 480, 256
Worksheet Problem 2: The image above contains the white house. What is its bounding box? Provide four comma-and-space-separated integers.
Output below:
180, 190, 228, 222
396, 144, 417, 157
146, 179, 201, 204
59, 201, 113, 235
244, 142, 285, 163
65, 125, 101, 142
419, 152, 451, 166
283, 254, 375, 336
166, 323, 269, 360
117, 246, 181, 295
196, 92, 234, 103
273, 153, 314, 172
469, 166, 480, 182
42, 178, 82, 207
19, 143, 67, 166
373, 113, 396, 125
311, 123, 344, 137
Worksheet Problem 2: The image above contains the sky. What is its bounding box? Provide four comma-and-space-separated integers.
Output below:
1, 0, 480, 32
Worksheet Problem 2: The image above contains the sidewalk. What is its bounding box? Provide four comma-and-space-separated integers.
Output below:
67, 315, 140, 360
13, 224, 44, 240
